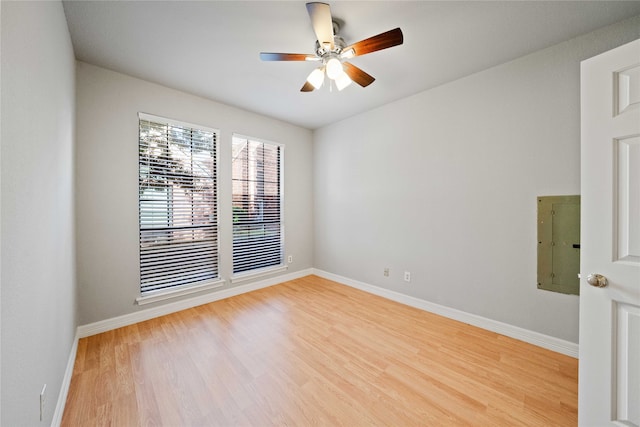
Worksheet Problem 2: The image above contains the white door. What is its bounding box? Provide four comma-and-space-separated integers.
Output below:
580, 39, 640, 426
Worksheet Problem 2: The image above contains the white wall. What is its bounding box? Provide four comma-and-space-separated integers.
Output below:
1, 1, 77, 425
1, 3, 3, 423
313, 16, 640, 344
75, 62, 314, 325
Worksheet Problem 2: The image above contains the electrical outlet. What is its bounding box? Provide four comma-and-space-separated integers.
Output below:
40, 384, 47, 421
287, 255, 293, 263
404, 271, 411, 282
383, 267, 389, 277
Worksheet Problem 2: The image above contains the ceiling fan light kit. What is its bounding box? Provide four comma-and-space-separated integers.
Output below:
325, 57, 343, 80
334, 71, 353, 91
307, 67, 325, 89
260, 2, 403, 93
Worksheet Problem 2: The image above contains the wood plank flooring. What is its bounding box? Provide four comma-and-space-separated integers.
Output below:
62, 275, 578, 426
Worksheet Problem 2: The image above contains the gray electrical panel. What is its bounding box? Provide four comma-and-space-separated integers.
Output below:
537, 195, 581, 295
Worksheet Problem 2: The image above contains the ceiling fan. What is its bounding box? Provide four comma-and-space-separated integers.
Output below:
260, 2, 403, 92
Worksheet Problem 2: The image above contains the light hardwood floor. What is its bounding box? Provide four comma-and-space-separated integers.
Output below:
62, 275, 578, 426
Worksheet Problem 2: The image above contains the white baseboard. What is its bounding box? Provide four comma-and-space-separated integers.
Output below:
77, 268, 313, 338
51, 331, 79, 427
312, 269, 579, 358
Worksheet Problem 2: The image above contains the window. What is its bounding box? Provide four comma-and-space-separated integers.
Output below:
138, 113, 219, 295
232, 135, 284, 275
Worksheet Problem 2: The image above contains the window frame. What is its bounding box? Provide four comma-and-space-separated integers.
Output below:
136, 112, 223, 305
230, 134, 286, 283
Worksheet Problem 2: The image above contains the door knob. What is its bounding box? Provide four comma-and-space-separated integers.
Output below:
587, 273, 608, 288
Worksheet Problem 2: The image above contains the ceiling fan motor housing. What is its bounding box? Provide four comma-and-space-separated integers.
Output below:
315, 35, 346, 58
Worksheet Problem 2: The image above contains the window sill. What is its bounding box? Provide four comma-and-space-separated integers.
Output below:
136, 279, 225, 305
230, 265, 288, 284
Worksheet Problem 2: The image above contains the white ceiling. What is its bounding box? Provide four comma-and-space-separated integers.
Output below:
62, 1, 640, 129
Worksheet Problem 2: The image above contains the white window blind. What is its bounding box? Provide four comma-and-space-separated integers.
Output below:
232, 135, 283, 274
138, 114, 219, 294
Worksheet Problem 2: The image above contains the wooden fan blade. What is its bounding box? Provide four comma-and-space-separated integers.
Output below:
260, 52, 315, 61
306, 2, 334, 50
300, 81, 315, 92
342, 62, 375, 87
343, 27, 403, 57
